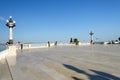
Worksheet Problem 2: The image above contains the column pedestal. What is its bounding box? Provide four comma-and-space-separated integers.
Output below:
9, 40, 13, 45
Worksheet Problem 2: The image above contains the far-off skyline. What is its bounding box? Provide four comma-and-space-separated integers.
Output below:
0, 0, 120, 43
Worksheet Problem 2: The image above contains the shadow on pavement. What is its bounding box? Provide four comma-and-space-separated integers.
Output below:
63, 64, 120, 80
72, 76, 83, 80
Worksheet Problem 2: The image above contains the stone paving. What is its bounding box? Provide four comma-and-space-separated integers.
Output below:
0, 45, 120, 80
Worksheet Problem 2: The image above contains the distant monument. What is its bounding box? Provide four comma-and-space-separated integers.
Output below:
89, 31, 94, 44
6, 16, 16, 45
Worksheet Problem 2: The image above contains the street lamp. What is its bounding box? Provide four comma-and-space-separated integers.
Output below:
6, 16, 16, 45
89, 31, 94, 44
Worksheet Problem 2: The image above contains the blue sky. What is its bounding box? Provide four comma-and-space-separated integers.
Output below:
0, 0, 120, 43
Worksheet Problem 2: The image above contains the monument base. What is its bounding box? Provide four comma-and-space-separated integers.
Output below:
9, 40, 13, 44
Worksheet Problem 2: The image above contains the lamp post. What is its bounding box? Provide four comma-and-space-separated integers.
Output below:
89, 31, 94, 44
6, 16, 16, 45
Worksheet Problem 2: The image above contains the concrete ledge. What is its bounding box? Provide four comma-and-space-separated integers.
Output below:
0, 49, 8, 62
16, 43, 90, 50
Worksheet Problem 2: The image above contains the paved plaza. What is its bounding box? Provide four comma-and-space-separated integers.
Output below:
0, 45, 120, 80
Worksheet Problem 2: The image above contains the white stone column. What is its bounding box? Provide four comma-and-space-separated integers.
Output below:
9, 28, 13, 40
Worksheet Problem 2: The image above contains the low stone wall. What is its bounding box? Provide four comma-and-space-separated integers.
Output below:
0, 49, 8, 63
0, 46, 17, 66
79, 42, 90, 45
17, 43, 76, 50
16, 42, 91, 50
0, 46, 16, 80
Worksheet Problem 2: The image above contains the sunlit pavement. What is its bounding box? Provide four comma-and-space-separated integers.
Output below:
1, 45, 120, 80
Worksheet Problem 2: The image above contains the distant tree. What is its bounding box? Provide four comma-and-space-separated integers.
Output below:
115, 40, 118, 42
74, 38, 79, 45
70, 38, 73, 43
118, 37, 120, 44
118, 37, 120, 41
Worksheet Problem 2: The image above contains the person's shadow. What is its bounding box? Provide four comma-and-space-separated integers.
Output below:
72, 76, 83, 80
63, 64, 120, 80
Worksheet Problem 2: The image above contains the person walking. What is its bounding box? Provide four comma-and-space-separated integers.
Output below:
48, 41, 50, 47
20, 42, 23, 50
54, 41, 57, 46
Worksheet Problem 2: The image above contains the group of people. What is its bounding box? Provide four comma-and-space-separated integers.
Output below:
18, 42, 23, 50
6, 41, 58, 50
48, 41, 57, 47
6, 41, 23, 50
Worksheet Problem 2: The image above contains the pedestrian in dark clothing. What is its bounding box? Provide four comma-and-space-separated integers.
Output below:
20, 43, 23, 50
54, 41, 57, 46
48, 41, 50, 47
